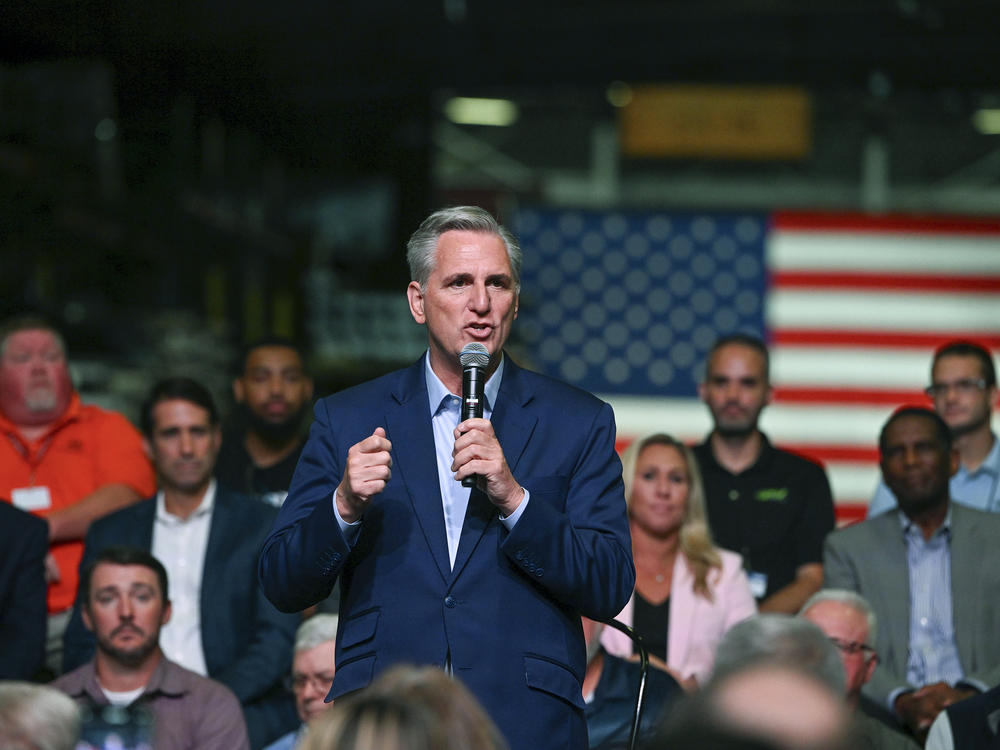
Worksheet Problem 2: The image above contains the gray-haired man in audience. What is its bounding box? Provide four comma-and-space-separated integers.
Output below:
264, 614, 339, 750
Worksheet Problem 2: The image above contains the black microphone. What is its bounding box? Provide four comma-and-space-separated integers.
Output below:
459, 343, 491, 488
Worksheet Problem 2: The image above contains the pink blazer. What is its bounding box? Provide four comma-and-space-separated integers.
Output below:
600, 548, 756, 686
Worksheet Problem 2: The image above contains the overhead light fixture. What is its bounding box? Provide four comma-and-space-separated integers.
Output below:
444, 97, 519, 126
972, 108, 1000, 135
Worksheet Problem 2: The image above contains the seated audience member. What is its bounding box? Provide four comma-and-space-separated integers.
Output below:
301, 693, 445, 750
692, 335, 835, 613
601, 433, 756, 688
366, 665, 508, 750
582, 616, 681, 750
215, 337, 314, 506
824, 407, 1000, 737
0, 316, 155, 667
800, 590, 920, 749
868, 341, 999, 517
926, 682, 1000, 750
0, 681, 81, 750
264, 614, 339, 750
0, 502, 47, 679
63, 377, 298, 749
52, 546, 249, 750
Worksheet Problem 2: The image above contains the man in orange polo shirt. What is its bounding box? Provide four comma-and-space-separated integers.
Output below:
0, 315, 155, 670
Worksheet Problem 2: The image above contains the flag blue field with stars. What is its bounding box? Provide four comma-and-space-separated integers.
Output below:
512, 207, 768, 397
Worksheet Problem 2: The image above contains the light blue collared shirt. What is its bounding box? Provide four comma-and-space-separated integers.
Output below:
334, 354, 529, 560
901, 510, 964, 690
868, 433, 1000, 517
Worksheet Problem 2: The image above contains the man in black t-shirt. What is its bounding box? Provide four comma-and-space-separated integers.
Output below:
215, 337, 314, 507
693, 334, 834, 614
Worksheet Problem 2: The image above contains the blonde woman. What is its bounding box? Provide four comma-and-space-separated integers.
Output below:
601, 433, 756, 688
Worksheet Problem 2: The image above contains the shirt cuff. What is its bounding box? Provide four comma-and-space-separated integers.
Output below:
332, 494, 363, 545
498, 488, 530, 531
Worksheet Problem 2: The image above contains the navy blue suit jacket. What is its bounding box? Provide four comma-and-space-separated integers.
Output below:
0, 501, 47, 679
63, 489, 297, 712
258, 355, 635, 750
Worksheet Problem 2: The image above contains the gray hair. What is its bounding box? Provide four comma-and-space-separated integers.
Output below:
710, 614, 846, 696
294, 613, 339, 653
799, 589, 878, 646
0, 681, 81, 750
405, 206, 522, 291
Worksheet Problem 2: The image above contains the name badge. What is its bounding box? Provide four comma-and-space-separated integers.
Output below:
747, 571, 768, 599
12, 486, 52, 511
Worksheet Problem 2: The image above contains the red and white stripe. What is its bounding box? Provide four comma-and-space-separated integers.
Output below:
607, 211, 1000, 524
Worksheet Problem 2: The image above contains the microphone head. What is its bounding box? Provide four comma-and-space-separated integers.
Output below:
459, 343, 491, 369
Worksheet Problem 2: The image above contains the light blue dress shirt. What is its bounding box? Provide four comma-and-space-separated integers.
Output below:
901, 511, 964, 689
334, 353, 529, 557
867, 433, 1000, 518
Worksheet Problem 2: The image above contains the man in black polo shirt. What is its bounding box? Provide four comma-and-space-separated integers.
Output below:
693, 334, 834, 614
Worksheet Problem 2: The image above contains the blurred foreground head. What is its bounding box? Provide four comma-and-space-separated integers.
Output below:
302, 665, 507, 750
0, 681, 81, 750
647, 615, 852, 750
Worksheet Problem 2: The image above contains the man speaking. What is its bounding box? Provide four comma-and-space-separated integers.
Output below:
259, 206, 635, 749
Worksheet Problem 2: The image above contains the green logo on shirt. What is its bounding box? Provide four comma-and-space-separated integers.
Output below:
755, 488, 788, 502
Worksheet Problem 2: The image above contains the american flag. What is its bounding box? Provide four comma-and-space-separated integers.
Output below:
511, 207, 1000, 521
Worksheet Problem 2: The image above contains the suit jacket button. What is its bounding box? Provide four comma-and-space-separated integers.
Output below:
445, 596, 456, 608
535, 568, 544, 577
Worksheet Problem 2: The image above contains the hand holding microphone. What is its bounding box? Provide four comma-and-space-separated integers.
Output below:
453, 343, 524, 514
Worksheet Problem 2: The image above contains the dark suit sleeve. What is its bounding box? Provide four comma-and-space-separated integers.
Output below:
0, 508, 47, 679
211, 543, 297, 704
500, 401, 635, 621
62, 519, 114, 672
259, 398, 352, 613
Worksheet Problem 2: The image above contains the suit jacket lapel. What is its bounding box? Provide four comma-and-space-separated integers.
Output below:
668, 556, 697, 670
949, 504, 980, 666
386, 358, 451, 582
875, 512, 911, 675
200, 490, 234, 660
451, 356, 537, 582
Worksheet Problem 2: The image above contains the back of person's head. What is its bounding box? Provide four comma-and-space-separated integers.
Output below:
710, 615, 845, 696
300, 692, 446, 750
367, 665, 508, 750
140, 376, 219, 437
0, 681, 81, 750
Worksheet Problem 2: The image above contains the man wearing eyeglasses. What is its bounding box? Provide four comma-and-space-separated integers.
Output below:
263, 614, 338, 750
825, 407, 1000, 740
800, 590, 919, 750
868, 341, 999, 517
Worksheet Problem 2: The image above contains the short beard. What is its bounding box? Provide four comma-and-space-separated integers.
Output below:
714, 422, 757, 440
97, 631, 159, 669
242, 403, 306, 447
947, 410, 990, 440
25, 388, 57, 413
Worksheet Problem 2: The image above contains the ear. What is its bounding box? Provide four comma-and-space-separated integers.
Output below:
764, 383, 774, 406
232, 377, 245, 404
304, 377, 314, 402
697, 381, 707, 403
142, 437, 153, 461
81, 606, 94, 634
407, 281, 426, 325
161, 600, 172, 626
949, 448, 960, 478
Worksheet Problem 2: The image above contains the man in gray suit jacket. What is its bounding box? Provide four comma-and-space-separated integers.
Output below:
825, 407, 1000, 738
